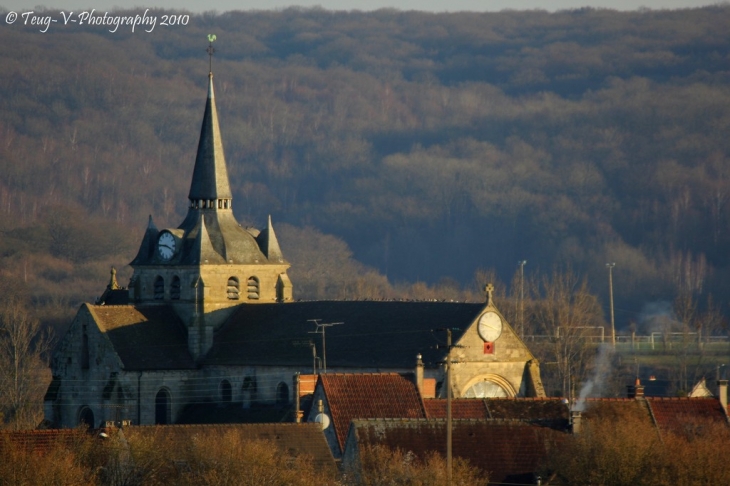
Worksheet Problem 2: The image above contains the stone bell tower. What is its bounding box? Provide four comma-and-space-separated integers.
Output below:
127, 69, 292, 360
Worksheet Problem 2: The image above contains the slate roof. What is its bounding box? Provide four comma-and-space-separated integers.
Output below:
206, 300, 484, 368
347, 419, 566, 485
127, 423, 337, 476
319, 373, 427, 454
130, 73, 279, 267
424, 397, 570, 429
89, 304, 196, 370
188, 73, 231, 201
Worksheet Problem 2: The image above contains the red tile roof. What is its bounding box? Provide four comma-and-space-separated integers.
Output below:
0, 429, 88, 456
646, 397, 729, 437
349, 419, 566, 484
320, 373, 427, 453
424, 398, 489, 419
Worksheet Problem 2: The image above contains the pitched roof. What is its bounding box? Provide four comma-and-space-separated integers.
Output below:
89, 304, 196, 370
188, 73, 232, 201
0, 429, 88, 456
646, 397, 729, 437
348, 419, 566, 485
127, 423, 337, 476
424, 397, 570, 429
206, 300, 484, 367
424, 398, 489, 419
319, 373, 427, 453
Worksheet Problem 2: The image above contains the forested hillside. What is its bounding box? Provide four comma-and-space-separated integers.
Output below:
1, 6, 729, 333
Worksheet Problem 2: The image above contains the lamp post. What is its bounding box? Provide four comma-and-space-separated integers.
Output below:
518, 261, 527, 339
606, 263, 616, 347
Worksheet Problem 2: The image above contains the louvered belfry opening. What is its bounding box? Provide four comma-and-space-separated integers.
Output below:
227, 277, 240, 300
247, 276, 260, 300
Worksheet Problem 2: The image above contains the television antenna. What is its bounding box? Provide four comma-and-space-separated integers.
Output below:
308, 319, 343, 373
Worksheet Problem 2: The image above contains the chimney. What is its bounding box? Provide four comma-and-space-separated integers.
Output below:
628, 378, 645, 399
415, 354, 424, 396
570, 410, 582, 434
717, 379, 728, 411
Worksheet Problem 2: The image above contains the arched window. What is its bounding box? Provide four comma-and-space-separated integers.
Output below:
463, 377, 513, 398
78, 406, 94, 429
171, 276, 181, 300
154, 276, 165, 300
227, 277, 240, 300
247, 276, 260, 300
220, 380, 232, 403
276, 382, 289, 406
155, 389, 171, 425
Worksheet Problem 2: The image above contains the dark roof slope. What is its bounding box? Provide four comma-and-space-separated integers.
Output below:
90, 304, 196, 370
424, 397, 570, 429
206, 300, 484, 368
349, 419, 566, 485
320, 373, 427, 453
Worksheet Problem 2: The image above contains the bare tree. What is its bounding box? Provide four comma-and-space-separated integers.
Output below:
529, 268, 606, 398
0, 278, 53, 429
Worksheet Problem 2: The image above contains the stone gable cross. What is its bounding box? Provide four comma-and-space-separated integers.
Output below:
485, 283, 494, 305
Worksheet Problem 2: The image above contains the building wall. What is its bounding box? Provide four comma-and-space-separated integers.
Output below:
451, 305, 545, 398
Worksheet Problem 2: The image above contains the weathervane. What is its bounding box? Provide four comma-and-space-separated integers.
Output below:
206, 34, 217, 73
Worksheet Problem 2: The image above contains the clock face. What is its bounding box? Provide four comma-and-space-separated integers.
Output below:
157, 232, 176, 260
478, 311, 503, 342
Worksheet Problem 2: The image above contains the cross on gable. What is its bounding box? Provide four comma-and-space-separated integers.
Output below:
485, 283, 494, 304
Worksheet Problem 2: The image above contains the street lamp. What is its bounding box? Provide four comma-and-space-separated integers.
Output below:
606, 263, 616, 347
518, 261, 527, 339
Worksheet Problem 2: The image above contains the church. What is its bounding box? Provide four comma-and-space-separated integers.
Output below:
43, 66, 546, 429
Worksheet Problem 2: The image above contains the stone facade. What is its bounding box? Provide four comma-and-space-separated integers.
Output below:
44, 69, 545, 429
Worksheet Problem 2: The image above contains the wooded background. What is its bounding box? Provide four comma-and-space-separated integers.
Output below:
0, 6, 729, 334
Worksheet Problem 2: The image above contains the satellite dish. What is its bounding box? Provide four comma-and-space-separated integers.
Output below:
314, 413, 330, 430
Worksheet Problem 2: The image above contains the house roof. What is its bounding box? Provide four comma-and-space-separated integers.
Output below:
0, 429, 88, 456
127, 423, 337, 476
646, 397, 729, 437
206, 300, 484, 368
347, 419, 566, 485
89, 304, 196, 370
319, 373, 427, 453
424, 397, 570, 429
424, 398, 489, 419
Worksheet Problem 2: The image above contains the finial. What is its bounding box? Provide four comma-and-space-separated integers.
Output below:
485, 283, 494, 305
109, 266, 119, 290
206, 34, 217, 74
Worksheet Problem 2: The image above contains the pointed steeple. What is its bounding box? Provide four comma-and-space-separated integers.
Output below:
130, 215, 158, 265
188, 73, 232, 204
257, 215, 285, 263
188, 215, 225, 265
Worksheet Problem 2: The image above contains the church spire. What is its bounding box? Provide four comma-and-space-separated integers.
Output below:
187, 71, 233, 207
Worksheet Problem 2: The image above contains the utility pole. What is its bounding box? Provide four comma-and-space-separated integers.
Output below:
308, 320, 343, 373
518, 260, 527, 339
434, 327, 460, 485
606, 263, 616, 347
446, 328, 453, 486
